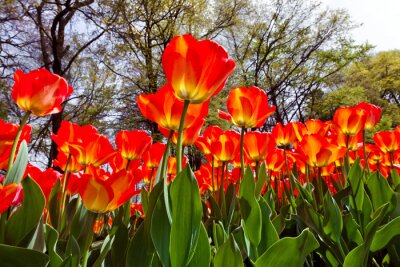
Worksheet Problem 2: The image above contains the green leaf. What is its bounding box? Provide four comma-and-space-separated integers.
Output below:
323, 191, 343, 243
255, 228, 319, 267
93, 235, 114, 267
258, 199, 279, 256
127, 182, 163, 267
239, 168, 262, 247
111, 223, 129, 266
151, 192, 171, 267
366, 172, 394, 211
0, 244, 49, 267
48, 179, 61, 230
4, 140, 28, 185
343, 203, 389, 267
208, 194, 222, 221
5, 177, 45, 246
187, 223, 211, 267
214, 234, 244, 267
225, 183, 236, 229
213, 222, 226, 249
62, 236, 81, 267
141, 188, 149, 215
342, 214, 363, 247
347, 158, 364, 222
370, 216, 400, 252
44, 224, 63, 267
169, 165, 202, 267
255, 163, 268, 200
391, 169, 400, 188
127, 223, 156, 267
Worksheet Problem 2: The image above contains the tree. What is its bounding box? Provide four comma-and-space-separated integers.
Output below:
223, 0, 370, 127
314, 50, 400, 132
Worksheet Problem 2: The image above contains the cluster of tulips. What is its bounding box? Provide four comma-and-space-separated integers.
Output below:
1, 34, 400, 267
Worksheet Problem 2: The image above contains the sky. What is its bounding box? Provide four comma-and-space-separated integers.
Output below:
321, 0, 400, 51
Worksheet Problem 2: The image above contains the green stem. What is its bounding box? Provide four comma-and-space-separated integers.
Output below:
176, 100, 190, 173
362, 130, 371, 174
155, 132, 173, 185
163, 133, 174, 224
255, 161, 260, 180
58, 154, 71, 232
240, 126, 246, 178
211, 157, 216, 197
6, 111, 31, 174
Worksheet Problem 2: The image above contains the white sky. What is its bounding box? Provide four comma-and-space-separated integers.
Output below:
321, 0, 400, 51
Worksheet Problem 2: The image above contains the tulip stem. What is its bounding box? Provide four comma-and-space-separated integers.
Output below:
240, 126, 246, 178
211, 157, 215, 196
176, 100, 190, 173
58, 154, 71, 232
6, 111, 31, 175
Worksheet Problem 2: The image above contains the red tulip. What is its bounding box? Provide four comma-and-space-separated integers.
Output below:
79, 167, 139, 213
12, 68, 73, 116
244, 131, 274, 162
272, 122, 296, 147
25, 165, 60, 202
142, 143, 166, 169
0, 120, 31, 170
137, 84, 208, 132
218, 86, 275, 128
195, 126, 224, 155
0, 183, 19, 214
333, 106, 367, 136
374, 131, 400, 153
162, 34, 235, 104
116, 130, 152, 161
211, 130, 240, 162
355, 102, 382, 130
298, 134, 347, 167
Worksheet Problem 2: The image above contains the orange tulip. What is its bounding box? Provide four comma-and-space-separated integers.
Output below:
374, 131, 400, 153
0, 119, 31, 170
298, 134, 347, 167
79, 168, 139, 213
333, 106, 367, 136
116, 130, 152, 161
218, 86, 275, 128
137, 84, 208, 132
355, 102, 382, 130
162, 34, 235, 104
244, 131, 274, 162
292, 119, 328, 141
0, 183, 19, 214
142, 143, 166, 169
211, 130, 240, 162
265, 148, 285, 172
160, 118, 205, 146
12, 68, 73, 116
51, 120, 97, 155
195, 126, 223, 155
271, 122, 296, 147
68, 133, 116, 167
25, 165, 60, 202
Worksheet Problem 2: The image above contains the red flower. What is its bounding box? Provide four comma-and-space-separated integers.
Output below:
333, 106, 367, 136
68, 133, 116, 167
160, 118, 205, 146
137, 84, 208, 132
116, 130, 152, 161
0, 183, 19, 214
25, 165, 60, 202
12, 68, 73, 116
79, 167, 139, 213
211, 130, 240, 162
355, 102, 382, 130
244, 131, 274, 162
0, 119, 31, 169
51, 120, 97, 155
271, 122, 296, 147
142, 143, 166, 169
374, 131, 400, 153
298, 134, 347, 167
162, 34, 235, 104
218, 86, 275, 128
195, 126, 223, 155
